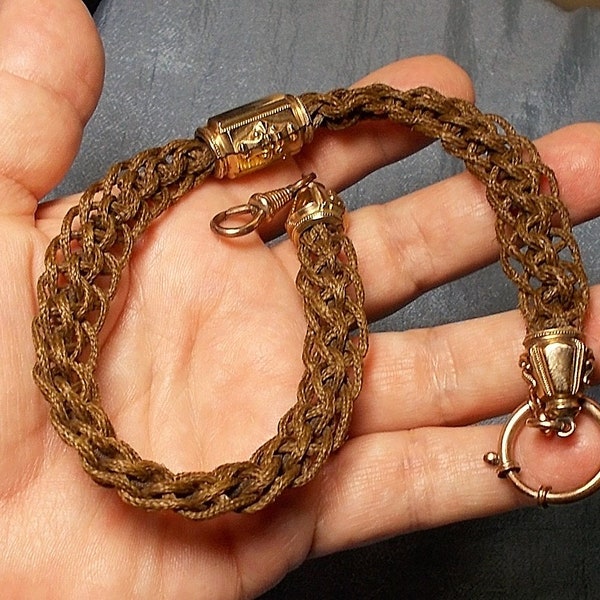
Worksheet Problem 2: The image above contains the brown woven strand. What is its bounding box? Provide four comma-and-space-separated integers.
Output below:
32, 133, 367, 518
300, 85, 588, 332
32, 84, 587, 519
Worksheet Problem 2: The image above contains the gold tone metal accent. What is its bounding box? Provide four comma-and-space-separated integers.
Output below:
197, 94, 313, 179
484, 398, 600, 506
285, 180, 346, 246
520, 327, 594, 436
485, 327, 598, 504
210, 174, 345, 243
210, 174, 316, 237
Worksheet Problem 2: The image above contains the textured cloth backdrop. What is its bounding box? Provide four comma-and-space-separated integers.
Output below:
55, 1, 600, 598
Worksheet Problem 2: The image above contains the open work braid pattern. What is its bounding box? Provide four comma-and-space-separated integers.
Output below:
300, 85, 588, 333
32, 138, 368, 518
32, 84, 587, 519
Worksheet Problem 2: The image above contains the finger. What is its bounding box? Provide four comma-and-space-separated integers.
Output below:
354, 309, 526, 435
272, 122, 600, 320
310, 422, 600, 556
0, 0, 104, 215
352, 283, 600, 437
294, 54, 475, 194
0, 0, 102, 495
347, 122, 600, 319
312, 425, 519, 556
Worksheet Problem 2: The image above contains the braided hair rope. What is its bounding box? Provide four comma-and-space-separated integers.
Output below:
300, 85, 588, 332
33, 85, 588, 519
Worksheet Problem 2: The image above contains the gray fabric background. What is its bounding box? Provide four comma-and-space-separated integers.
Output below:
57, 1, 600, 598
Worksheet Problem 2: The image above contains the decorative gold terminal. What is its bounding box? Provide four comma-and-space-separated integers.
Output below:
285, 179, 346, 246
484, 327, 600, 506
521, 327, 594, 435
197, 94, 313, 178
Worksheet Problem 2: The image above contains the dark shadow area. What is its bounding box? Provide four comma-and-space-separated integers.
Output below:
83, 0, 101, 15
262, 501, 600, 599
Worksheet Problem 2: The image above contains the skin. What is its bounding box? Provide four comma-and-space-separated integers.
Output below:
2, 0, 600, 598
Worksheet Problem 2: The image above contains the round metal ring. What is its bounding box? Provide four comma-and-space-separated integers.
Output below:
497, 398, 600, 505
210, 204, 264, 237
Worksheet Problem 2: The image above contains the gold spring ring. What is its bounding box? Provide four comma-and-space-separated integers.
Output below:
487, 398, 600, 506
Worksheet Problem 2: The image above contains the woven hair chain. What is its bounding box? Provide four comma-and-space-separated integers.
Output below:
33, 84, 599, 519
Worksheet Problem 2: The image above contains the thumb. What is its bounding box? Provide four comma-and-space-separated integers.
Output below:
0, 0, 104, 215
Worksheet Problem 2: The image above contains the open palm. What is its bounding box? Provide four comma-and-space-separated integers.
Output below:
3, 1, 600, 598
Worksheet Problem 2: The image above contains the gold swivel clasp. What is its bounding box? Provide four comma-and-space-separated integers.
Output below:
210, 174, 316, 237
210, 174, 346, 244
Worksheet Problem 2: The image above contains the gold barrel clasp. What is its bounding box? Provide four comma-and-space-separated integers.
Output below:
197, 94, 313, 179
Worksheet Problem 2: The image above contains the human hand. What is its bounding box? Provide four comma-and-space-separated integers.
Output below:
3, 1, 600, 598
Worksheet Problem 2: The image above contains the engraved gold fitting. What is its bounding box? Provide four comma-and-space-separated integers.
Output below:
285, 179, 345, 246
522, 328, 593, 431
484, 328, 600, 506
197, 94, 313, 179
